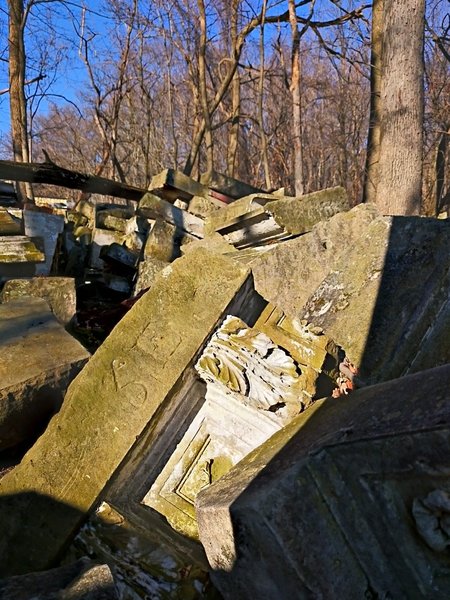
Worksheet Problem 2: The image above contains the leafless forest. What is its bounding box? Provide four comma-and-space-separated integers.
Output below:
1, 0, 449, 211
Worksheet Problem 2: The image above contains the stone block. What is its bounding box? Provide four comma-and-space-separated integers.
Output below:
188, 195, 223, 218
200, 171, 265, 199
181, 232, 235, 257
251, 203, 450, 384
196, 364, 450, 599
138, 193, 204, 238
0, 248, 252, 576
0, 557, 118, 600
0, 277, 76, 325
133, 256, 168, 295
0, 235, 45, 281
99, 242, 138, 271
150, 168, 208, 201
0, 298, 90, 451
23, 210, 64, 275
0, 208, 22, 235
89, 228, 125, 269
205, 187, 349, 248
143, 218, 183, 262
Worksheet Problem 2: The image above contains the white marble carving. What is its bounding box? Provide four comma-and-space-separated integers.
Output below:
195, 315, 302, 411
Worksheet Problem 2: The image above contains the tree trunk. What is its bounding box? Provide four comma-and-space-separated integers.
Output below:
227, 0, 241, 179
7, 0, 31, 203
197, 0, 214, 179
288, 0, 304, 196
363, 0, 383, 204
374, 0, 425, 215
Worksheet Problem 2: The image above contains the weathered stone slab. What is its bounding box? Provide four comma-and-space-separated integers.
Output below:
0, 235, 44, 263
96, 206, 135, 232
0, 298, 90, 451
23, 210, 64, 275
188, 195, 223, 218
250, 203, 450, 384
150, 168, 208, 201
89, 228, 125, 269
0, 557, 118, 600
0, 249, 252, 576
181, 232, 235, 257
133, 256, 168, 295
0, 235, 45, 280
0, 277, 76, 325
138, 192, 204, 238
200, 170, 265, 199
196, 364, 450, 599
99, 242, 138, 271
0, 208, 22, 235
205, 187, 349, 248
143, 218, 185, 262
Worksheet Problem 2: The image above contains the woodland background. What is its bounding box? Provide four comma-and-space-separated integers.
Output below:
0, 0, 449, 211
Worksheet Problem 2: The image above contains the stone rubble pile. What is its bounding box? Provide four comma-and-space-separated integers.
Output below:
0, 168, 449, 599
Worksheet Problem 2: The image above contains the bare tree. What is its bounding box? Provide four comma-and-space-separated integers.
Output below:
365, 0, 426, 215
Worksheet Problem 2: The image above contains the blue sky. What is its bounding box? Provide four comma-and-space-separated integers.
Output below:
0, 0, 370, 152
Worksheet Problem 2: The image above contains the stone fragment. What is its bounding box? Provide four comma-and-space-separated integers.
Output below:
205, 187, 349, 248
200, 170, 265, 199
181, 232, 235, 257
188, 194, 223, 218
255, 304, 341, 403
0, 235, 45, 281
99, 242, 138, 271
0, 298, 90, 451
0, 208, 22, 235
0, 557, 118, 600
143, 218, 183, 262
23, 210, 64, 275
133, 256, 167, 295
149, 168, 208, 201
0, 277, 76, 325
138, 192, 204, 238
250, 203, 450, 384
89, 228, 125, 269
0, 249, 253, 576
196, 364, 450, 599
95, 206, 135, 232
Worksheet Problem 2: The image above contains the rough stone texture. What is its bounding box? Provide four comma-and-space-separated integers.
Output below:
99, 242, 138, 270
188, 195, 223, 218
196, 364, 450, 599
200, 170, 265, 199
138, 192, 204, 238
0, 235, 44, 264
133, 256, 168, 295
0, 208, 22, 235
264, 186, 349, 235
23, 210, 64, 275
0, 557, 118, 600
250, 203, 450, 384
150, 168, 208, 201
0, 249, 251, 576
181, 232, 235, 257
0, 277, 77, 325
204, 194, 274, 235
0, 298, 90, 451
143, 218, 185, 262
204, 187, 349, 249
89, 228, 125, 269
